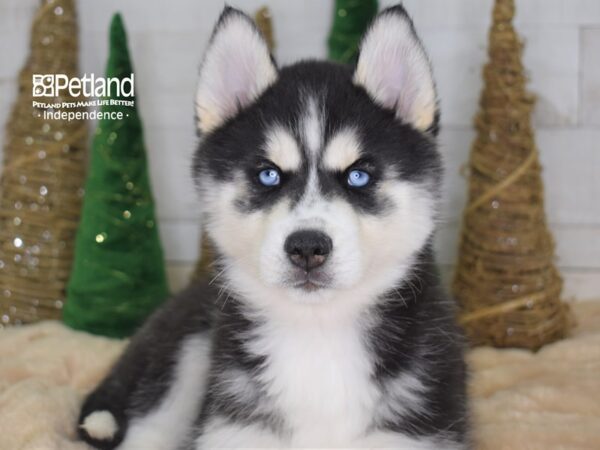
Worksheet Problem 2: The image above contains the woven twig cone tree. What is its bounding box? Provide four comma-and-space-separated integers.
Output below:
453, 0, 571, 350
0, 0, 87, 326
254, 6, 275, 54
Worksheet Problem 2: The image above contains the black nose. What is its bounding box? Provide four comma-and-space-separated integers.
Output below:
284, 230, 332, 271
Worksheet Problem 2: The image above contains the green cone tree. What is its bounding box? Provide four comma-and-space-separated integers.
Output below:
63, 14, 169, 338
328, 0, 378, 64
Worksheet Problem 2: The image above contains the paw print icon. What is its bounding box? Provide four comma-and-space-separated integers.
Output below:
32, 74, 55, 97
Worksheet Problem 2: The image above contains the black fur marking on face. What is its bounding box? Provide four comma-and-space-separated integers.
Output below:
193, 60, 442, 216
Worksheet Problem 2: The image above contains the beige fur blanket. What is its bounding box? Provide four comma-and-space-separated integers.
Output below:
1, 302, 599, 450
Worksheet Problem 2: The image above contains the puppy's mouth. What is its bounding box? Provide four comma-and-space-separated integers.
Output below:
288, 270, 332, 292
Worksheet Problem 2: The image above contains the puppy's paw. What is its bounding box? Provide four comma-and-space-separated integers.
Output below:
80, 410, 119, 441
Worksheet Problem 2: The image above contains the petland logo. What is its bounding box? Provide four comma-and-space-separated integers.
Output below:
32, 73, 134, 98
32, 73, 135, 121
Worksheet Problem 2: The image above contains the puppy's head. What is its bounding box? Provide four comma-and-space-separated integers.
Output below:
194, 6, 441, 312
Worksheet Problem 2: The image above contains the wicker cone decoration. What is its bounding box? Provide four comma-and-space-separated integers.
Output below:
254, 6, 275, 55
453, 0, 570, 350
0, 0, 87, 326
192, 6, 276, 281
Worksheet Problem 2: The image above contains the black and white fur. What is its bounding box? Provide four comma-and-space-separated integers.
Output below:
78, 5, 469, 449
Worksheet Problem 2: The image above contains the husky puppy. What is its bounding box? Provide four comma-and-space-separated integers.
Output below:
78, 5, 468, 450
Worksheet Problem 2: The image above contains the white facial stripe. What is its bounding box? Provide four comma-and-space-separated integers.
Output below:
298, 166, 321, 209
264, 126, 302, 171
322, 128, 362, 171
302, 97, 322, 159
298, 97, 324, 209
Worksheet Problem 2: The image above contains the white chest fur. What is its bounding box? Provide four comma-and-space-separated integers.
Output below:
247, 311, 379, 447
197, 306, 454, 450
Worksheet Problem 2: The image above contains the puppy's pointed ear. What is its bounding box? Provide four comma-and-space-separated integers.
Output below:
354, 6, 438, 132
196, 7, 277, 134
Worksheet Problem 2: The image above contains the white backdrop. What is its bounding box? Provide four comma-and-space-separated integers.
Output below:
1, 0, 599, 298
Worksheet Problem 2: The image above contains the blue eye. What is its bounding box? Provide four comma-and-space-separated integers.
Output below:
258, 168, 281, 186
347, 169, 370, 187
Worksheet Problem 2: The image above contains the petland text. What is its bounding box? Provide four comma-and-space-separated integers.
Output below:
32, 73, 134, 98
